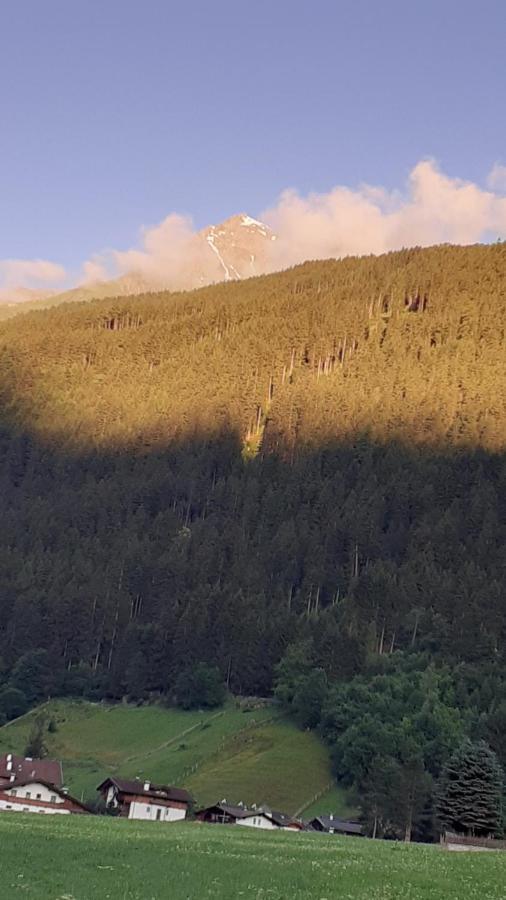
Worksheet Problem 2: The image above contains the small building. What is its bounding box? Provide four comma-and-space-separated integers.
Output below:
306, 814, 364, 837
0, 753, 63, 788
197, 801, 302, 831
97, 777, 192, 822
0, 779, 89, 815
265, 809, 304, 831
197, 801, 252, 826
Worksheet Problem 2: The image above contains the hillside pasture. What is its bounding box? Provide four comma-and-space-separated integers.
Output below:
0, 700, 354, 815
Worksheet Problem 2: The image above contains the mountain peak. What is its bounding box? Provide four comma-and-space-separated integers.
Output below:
0, 212, 278, 319
200, 213, 275, 282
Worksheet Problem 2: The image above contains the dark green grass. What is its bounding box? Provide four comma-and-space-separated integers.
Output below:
0, 815, 505, 900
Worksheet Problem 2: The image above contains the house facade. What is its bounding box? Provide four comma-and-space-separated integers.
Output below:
197, 802, 302, 831
97, 777, 192, 822
0, 779, 89, 815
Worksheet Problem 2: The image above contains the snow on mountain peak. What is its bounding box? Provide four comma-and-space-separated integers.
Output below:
199, 213, 275, 282
240, 214, 268, 230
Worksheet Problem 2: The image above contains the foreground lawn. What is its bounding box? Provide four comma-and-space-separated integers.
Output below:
1, 816, 505, 900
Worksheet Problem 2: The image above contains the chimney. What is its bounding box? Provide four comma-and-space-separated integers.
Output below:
6, 754, 12, 772
9, 774, 15, 783
329, 814, 334, 821
143, 781, 150, 792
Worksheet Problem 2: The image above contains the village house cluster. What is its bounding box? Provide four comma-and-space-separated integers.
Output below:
0, 752, 363, 836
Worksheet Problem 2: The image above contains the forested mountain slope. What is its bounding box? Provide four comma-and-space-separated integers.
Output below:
1, 242, 506, 702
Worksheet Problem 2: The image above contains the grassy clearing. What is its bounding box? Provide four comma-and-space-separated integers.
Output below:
301, 783, 358, 819
0, 700, 355, 815
185, 719, 350, 815
1, 815, 505, 900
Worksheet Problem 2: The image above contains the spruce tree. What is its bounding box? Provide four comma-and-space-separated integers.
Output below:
437, 740, 503, 836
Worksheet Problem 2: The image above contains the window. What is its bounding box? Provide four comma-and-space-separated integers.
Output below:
25, 792, 31, 799
156, 809, 162, 821
146, 806, 151, 813
50, 795, 57, 803
36, 794, 42, 800
10, 790, 16, 797
6, 805, 11, 810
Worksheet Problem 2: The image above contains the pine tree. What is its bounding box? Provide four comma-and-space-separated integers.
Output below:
437, 740, 504, 836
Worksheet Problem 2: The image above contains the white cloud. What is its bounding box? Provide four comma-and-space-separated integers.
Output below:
0, 258, 68, 303
262, 160, 506, 269
0, 258, 66, 290
487, 163, 506, 193
79, 213, 216, 290
81, 256, 110, 284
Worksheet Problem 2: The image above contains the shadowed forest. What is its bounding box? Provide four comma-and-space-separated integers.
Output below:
1, 243, 506, 838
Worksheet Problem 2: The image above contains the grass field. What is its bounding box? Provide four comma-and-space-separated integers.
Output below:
1, 815, 505, 900
0, 700, 354, 816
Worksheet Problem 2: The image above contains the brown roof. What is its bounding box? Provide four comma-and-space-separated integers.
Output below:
97, 777, 192, 805
0, 754, 63, 787
268, 809, 303, 828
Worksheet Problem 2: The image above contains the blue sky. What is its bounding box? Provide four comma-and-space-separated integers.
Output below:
1, 0, 506, 285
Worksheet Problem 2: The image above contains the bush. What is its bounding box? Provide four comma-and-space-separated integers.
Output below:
9, 650, 55, 704
0, 687, 28, 721
24, 716, 48, 759
174, 664, 226, 710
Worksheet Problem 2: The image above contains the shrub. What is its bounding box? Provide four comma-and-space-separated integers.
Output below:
174, 664, 226, 710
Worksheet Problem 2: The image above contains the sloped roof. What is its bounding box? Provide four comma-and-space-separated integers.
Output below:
97, 776, 192, 804
308, 815, 363, 835
268, 809, 302, 828
198, 801, 257, 819
0, 754, 63, 787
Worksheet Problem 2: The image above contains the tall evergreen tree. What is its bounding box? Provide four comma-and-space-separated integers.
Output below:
437, 740, 504, 837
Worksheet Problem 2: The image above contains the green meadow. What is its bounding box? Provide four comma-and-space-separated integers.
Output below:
0, 699, 353, 816
1, 816, 505, 900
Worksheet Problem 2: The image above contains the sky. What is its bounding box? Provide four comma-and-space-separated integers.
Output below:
1, 0, 506, 294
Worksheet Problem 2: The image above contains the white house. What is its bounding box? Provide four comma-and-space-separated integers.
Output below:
97, 777, 192, 822
197, 801, 302, 830
237, 811, 278, 829
0, 779, 89, 815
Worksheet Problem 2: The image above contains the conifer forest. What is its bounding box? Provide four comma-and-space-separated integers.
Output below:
1, 243, 506, 838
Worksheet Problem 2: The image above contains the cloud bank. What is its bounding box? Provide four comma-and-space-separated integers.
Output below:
78, 213, 222, 292
0, 258, 67, 304
2, 160, 506, 302
262, 160, 506, 270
